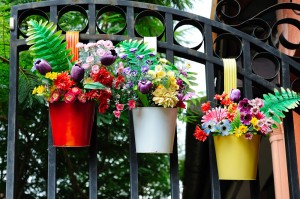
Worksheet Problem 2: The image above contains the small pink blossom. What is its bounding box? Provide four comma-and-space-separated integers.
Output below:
86, 56, 94, 64
86, 42, 96, 48
113, 110, 121, 118
249, 98, 264, 108
244, 132, 253, 140
103, 40, 114, 49
97, 40, 105, 45
49, 91, 60, 103
97, 48, 106, 56
91, 65, 99, 73
128, 100, 136, 110
64, 92, 76, 103
76, 42, 85, 48
82, 63, 90, 69
116, 104, 124, 111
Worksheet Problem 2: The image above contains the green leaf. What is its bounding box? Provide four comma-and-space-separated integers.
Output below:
134, 86, 149, 107
84, 82, 106, 90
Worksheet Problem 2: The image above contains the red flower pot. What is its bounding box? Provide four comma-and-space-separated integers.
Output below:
49, 101, 95, 147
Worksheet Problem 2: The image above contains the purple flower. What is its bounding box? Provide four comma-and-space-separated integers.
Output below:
146, 60, 153, 65
148, 52, 155, 57
238, 98, 251, 113
100, 50, 117, 66
138, 80, 152, 94
71, 64, 84, 82
131, 70, 137, 76
141, 66, 149, 73
136, 55, 144, 59
120, 54, 127, 59
123, 67, 131, 75
130, 48, 137, 52
230, 89, 241, 102
33, 59, 52, 75
240, 112, 252, 125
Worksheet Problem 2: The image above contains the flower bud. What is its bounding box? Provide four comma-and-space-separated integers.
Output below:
100, 50, 117, 66
138, 80, 152, 94
71, 64, 84, 82
230, 89, 241, 102
33, 59, 52, 75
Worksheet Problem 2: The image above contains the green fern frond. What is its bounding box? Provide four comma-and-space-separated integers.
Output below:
261, 87, 300, 123
230, 111, 242, 130
26, 20, 73, 72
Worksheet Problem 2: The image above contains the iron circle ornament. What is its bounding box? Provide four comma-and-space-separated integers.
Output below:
173, 19, 204, 50
57, 5, 88, 33
291, 78, 300, 92
18, 9, 49, 38
251, 52, 280, 81
96, 5, 127, 35
134, 10, 165, 40
213, 33, 242, 59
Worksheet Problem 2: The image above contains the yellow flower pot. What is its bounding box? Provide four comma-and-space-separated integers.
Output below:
213, 134, 260, 180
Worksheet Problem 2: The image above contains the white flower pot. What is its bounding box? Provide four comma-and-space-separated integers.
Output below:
132, 107, 177, 153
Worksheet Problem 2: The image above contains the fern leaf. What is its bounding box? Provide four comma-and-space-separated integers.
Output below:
261, 87, 300, 122
26, 20, 73, 72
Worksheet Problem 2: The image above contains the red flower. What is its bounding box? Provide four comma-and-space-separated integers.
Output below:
220, 98, 232, 106
91, 67, 114, 87
214, 92, 227, 101
115, 74, 125, 88
116, 103, 124, 111
77, 93, 87, 103
113, 110, 121, 118
54, 72, 75, 91
49, 91, 60, 103
201, 102, 211, 112
176, 100, 186, 109
71, 87, 82, 96
193, 125, 208, 142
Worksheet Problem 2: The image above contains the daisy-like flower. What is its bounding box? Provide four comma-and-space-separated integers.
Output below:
54, 72, 75, 91
202, 120, 217, 134
250, 117, 260, 131
201, 107, 228, 123
32, 85, 45, 95
217, 119, 231, 136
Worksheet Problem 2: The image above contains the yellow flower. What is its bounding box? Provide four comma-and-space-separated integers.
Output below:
239, 125, 248, 133
251, 117, 260, 131
83, 77, 94, 84
152, 85, 178, 108
167, 71, 175, 77
159, 58, 168, 64
45, 72, 58, 80
155, 65, 163, 72
234, 125, 248, 137
169, 76, 179, 90
156, 70, 166, 79
148, 70, 156, 79
32, 85, 45, 95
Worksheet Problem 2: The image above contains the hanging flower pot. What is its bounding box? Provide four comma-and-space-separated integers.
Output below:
49, 101, 95, 147
213, 134, 260, 180
132, 107, 177, 153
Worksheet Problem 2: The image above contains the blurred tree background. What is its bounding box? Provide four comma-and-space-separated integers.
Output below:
0, 0, 197, 198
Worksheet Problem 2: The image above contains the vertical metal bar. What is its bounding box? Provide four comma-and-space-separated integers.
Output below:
242, 39, 260, 198
48, 5, 58, 199
6, 7, 18, 199
127, 6, 139, 199
281, 60, 300, 199
129, 111, 139, 199
165, 12, 179, 199
88, 4, 98, 199
204, 24, 221, 199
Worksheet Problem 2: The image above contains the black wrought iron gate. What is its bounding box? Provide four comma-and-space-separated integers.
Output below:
7, 0, 300, 198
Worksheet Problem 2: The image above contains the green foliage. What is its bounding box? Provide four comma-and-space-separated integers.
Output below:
261, 87, 300, 123
26, 20, 73, 72
230, 111, 242, 131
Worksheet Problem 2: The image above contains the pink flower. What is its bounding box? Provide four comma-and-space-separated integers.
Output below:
116, 104, 124, 111
113, 110, 121, 118
103, 40, 114, 49
64, 92, 76, 103
76, 42, 85, 48
97, 40, 105, 45
128, 100, 136, 110
244, 132, 253, 140
49, 91, 60, 103
82, 63, 90, 69
71, 87, 81, 96
86, 42, 96, 48
91, 65, 99, 73
77, 93, 86, 103
97, 48, 106, 56
86, 56, 94, 64
201, 107, 228, 123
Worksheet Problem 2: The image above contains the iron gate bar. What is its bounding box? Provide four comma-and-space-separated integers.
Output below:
7, 0, 300, 198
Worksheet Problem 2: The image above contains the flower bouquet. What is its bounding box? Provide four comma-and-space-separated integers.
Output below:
110, 40, 196, 153
27, 20, 117, 146
193, 88, 300, 179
